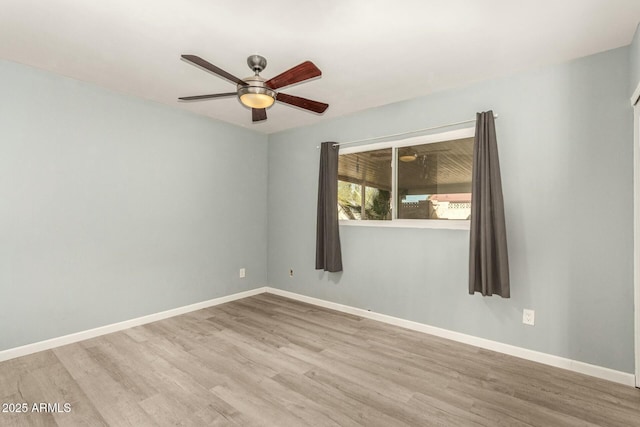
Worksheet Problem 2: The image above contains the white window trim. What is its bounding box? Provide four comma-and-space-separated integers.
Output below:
339, 126, 475, 230
339, 219, 470, 230
339, 127, 475, 155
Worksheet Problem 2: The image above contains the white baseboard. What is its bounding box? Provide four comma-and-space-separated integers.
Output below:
265, 287, 636, 387
0, 287, 268, 363
1, 285, 634, 387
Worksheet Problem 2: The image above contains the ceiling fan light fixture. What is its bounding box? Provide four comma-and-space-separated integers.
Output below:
237, 74, 276, 109
239, 90, 275, 109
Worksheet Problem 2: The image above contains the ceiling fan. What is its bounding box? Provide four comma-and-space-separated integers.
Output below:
178, 54, 329, 122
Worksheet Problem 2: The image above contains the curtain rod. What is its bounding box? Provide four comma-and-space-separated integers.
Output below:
321, 113, 498, 148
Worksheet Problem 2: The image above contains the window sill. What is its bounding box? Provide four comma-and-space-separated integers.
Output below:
339, 219, 470, 230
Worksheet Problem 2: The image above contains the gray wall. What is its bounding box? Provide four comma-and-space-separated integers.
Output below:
632, 23, 640, 95
0, 60, 268, 351
1, 45, 635, 374
267, 47, 635, 373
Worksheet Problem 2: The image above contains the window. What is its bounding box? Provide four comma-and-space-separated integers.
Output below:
338, 148, 392, 220
397, 137, 473, 220
338, 127, 474, 228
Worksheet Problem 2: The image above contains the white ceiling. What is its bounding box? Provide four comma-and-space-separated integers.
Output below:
2, 1, 640, 134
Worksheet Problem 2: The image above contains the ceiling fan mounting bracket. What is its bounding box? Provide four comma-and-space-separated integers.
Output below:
247, 54, 267, 74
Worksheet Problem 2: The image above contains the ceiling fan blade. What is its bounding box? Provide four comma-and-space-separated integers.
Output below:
181, 55, 247, 86
265, 61, 321, 90
252, 108, 267, 122
178, 92, 237, 101
276, 93, 328, 114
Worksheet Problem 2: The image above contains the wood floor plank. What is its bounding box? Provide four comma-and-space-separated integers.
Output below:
3, 351, 109, 427
1, 294, 639, 426
270, 371, 408, 427
303, 367, 433, 426
53, 344, 157, 426
0, 393, 59, 427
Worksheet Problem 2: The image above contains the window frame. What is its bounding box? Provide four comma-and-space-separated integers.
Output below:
339, 126, 475, 230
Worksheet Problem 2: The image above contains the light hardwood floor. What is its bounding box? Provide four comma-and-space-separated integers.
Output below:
1, 293, 639, 426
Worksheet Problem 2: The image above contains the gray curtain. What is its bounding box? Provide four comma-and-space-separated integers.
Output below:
316, 142, 343, 272
469, 111, 510, 297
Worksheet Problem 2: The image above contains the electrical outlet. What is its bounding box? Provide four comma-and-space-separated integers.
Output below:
239, 268, 246, 278
289, 269, 294, 277
522, 309, 535, 326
